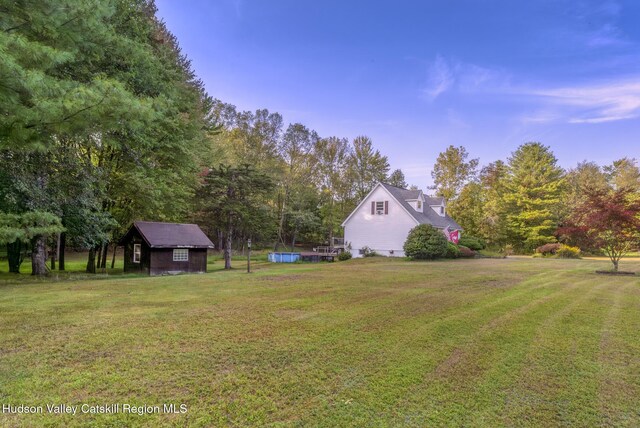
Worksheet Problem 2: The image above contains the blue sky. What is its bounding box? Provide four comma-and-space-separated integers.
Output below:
156, 0, 640, 188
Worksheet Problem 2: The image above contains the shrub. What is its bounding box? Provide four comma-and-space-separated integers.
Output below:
360, 246, 377, 257
556, 244, 581, 259
445, 242, 460, 258
535, 243, 561, 255
337, 251, 352, 261
458, 236, 485, 251
403, 224, 449, 260
458, 245, 476, 258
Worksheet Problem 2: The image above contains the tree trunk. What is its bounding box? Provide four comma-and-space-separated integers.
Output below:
217, 230, 223, 254
86, 247, 97, 273
96, 245, 102, 270
100, 243, 108, 269
7, 241, 23, 274
54, 232, 60, 270
59, 232, 66, 271
224, 224, 233, 270
274, 187, 288, 252
111, 244, 117, 269
31, 235, 48, 276
613, 258, 619, 272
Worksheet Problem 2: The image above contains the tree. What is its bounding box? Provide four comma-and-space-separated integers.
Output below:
197, 164, 272, 269
604, 158, 640, 193
562, 161, 609, 223
559, 188, 640, 271
431, 145, 479, 202
453, 181, 483, 237
347, 136, 389, 200
273, 123, 317, 250
0, 211, 64, 275
478, 161, 509, 249
505, 142, 565, 252
403, 224, 449, 260
313, 137, 351, 242
387, 169, 408, 188
0, 0, 160, 150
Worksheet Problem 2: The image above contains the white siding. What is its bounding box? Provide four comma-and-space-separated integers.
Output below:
343, 185, 418, 258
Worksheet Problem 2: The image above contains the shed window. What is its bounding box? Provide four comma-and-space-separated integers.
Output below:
133, 244, 141, 263
173, 248, 189, 261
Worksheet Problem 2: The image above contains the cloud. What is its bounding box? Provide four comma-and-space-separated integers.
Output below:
422, 56, 455, 101
518, 78, 640, 124
421, 56, 509, 101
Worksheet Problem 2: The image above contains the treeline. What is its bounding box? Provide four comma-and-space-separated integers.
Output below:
196, 101, 396, 259
431, 144, 640, 253
0, 0, 399, 274
3, 1, 638, 276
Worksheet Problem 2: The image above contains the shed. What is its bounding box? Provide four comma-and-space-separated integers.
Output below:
119, 221, 214, 276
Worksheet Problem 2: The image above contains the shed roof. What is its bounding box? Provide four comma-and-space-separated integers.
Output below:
119, 221, 215, 249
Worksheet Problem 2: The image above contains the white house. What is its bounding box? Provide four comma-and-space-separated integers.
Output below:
342, 182, 462, 257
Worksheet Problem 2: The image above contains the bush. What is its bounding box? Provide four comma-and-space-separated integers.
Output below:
535, 243, 561, 255
458, 236, 485, 251
403, 224, 449, 260
360, 246, 377, 257
337, 251, 352, 261
556, 244, 581, 259
445, 242, 460, 258
458, 245, 476, 258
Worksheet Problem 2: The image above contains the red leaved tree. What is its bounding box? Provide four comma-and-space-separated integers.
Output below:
558, 187, 640, 271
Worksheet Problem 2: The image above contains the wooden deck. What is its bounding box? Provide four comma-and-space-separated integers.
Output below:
300, 252, 335, 262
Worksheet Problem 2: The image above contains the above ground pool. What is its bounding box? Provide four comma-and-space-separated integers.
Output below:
268, 252, 301, 263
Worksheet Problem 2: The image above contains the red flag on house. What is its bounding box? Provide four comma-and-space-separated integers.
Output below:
449, 230, 460, 244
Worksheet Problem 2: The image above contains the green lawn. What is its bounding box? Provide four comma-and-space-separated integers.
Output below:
1, 257, 639, 427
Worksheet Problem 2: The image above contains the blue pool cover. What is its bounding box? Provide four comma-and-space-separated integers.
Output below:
268, 252, 301, 263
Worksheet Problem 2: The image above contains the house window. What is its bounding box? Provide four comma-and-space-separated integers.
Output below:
376, 201, 384, 214
173, 248, 189, 261
440, 206, 444, 215
417, 200, 422, 209
133, 244, 141, 263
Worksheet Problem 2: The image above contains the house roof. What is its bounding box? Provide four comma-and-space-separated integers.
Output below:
379, 183, 462, 230
425, 196, 445, 206
119, 221, 215, 248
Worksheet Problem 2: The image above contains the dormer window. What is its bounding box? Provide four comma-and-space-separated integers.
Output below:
417, 200, 422, 209
440, 206, 444, 215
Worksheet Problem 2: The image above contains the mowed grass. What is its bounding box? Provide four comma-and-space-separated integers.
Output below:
1, 257, 639, 427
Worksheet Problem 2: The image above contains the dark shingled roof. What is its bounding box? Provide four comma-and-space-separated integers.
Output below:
120, 221, 215, 248
380, 183, 462, 230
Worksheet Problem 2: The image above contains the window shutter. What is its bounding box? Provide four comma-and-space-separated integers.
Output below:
384, 200, 389, 214
371, 201, 375, 215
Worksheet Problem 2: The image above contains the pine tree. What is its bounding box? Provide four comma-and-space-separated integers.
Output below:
505, 142, 565, 252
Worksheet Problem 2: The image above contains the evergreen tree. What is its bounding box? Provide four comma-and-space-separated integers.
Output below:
505, 142, 565, 252
387, 169, 408, 188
